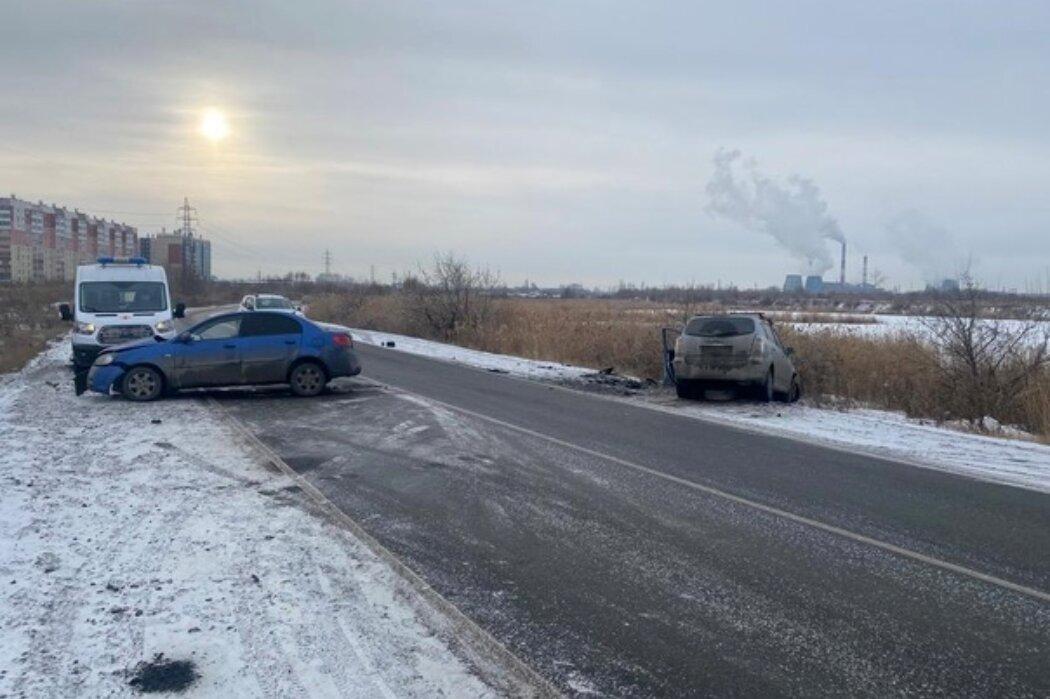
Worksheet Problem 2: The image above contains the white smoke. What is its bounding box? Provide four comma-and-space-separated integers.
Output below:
885, 210, 958, 284
705, 149, 844, 275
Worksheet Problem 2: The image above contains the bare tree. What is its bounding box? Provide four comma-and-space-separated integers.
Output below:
922, 274, 1049, 430
402, 254, 501, 341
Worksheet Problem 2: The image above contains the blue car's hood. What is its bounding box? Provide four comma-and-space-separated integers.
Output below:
100, 336, 169, 355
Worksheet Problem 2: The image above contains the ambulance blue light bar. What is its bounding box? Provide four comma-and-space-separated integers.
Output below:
97, 256, 147, 266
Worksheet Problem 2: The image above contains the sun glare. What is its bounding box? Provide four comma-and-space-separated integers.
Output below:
199, 108, 230, 142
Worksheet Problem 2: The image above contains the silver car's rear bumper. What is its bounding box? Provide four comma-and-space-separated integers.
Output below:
672, 358, 765, 383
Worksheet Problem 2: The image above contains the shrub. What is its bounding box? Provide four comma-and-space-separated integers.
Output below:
0, 283, 70, 374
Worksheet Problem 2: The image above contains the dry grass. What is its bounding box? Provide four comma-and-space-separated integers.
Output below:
0, 283, 69, 374
310, 295, 698, 379
1023, 380, 1050, 440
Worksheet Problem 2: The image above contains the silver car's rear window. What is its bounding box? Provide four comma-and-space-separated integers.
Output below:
684, 317, 755, 337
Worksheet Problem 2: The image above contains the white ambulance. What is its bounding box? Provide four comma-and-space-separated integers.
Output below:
60, 257, 185, 368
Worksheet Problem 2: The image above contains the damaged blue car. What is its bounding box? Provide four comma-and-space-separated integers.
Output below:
87, 311, 361, 401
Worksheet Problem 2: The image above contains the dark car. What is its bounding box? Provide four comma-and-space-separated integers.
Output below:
86, 311, 361, 401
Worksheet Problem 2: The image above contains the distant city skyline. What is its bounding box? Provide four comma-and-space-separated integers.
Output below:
3, 2, 1049, 292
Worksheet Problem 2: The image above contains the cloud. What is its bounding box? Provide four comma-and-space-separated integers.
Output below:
1, 1, 1048, 285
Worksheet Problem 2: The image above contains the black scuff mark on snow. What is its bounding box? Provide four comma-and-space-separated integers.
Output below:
128, 654, 199, 693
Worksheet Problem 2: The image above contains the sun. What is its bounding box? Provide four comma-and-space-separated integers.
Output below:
199, 108, 230, 142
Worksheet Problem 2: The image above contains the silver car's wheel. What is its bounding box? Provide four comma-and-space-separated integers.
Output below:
122, 366, 163, 402
289, 362, 326, 397
758, 369, 774, 403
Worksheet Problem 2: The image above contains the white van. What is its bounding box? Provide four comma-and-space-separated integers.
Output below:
60, 257, 185, 368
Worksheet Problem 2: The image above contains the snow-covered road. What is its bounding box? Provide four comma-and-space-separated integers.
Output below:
0, 344, 499, 697
350, 329, 1050, 494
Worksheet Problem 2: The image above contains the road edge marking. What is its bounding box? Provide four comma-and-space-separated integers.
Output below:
394, 390, 1050, 605
206, 397, 563, 699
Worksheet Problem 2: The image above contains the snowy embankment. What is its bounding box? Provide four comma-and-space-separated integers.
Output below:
0, 343, 496, 697
351, 329, 1050, 494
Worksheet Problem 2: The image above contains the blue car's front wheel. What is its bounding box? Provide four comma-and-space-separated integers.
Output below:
122, 366, 164, 402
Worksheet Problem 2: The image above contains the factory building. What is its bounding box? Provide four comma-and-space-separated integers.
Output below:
804, 275, 825, 294
782, 274, 803, 293
783, 243, 884, 295
0, 195, 137, 283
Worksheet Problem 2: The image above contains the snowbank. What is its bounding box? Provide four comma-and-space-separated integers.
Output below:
351, 330, 1050, 494
351, 329, 592, 382
0, 343, 496, 697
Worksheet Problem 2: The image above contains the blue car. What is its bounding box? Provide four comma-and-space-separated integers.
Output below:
87, 311, 362, 401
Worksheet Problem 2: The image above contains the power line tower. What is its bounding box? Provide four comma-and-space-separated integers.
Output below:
177, 197, 198, 238
324, 249, 332, 277
175, 197, 199, 287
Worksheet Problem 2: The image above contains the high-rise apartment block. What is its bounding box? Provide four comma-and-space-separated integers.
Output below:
0, 195, 137, 283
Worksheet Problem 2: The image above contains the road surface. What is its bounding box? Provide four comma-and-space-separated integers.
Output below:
212, 341, 1050, 697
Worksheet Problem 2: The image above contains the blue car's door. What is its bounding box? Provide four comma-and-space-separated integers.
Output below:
239, 312, 303, 384
174, 315, 244, 388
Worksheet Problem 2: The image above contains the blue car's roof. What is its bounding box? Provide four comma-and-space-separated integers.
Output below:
187, 310, 322, 332
103, 311, 330, 358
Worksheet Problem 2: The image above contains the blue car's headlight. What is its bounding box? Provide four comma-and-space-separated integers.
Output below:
94, 353, 116, 366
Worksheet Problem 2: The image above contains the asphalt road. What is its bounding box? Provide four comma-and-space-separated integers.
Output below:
213, 341, 1050, 697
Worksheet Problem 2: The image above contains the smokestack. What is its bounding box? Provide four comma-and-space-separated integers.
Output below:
862, 255, 869, 287
839, 239, 847, 285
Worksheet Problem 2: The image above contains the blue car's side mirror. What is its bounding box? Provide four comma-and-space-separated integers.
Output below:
176, 331, 193, 343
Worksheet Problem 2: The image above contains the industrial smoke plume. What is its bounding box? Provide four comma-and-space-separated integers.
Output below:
885, 209, 958, 284
706, 149, 845, 275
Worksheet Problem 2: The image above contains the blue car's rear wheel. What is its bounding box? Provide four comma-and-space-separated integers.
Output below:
122, 366, 163, 402
289, 362, 326, 397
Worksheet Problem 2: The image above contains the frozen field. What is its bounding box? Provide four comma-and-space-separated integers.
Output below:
775, 312, 1050, 344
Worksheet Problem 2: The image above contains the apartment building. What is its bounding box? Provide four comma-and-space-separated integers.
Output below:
0, 195, 138, 283
139, 228, 212, 281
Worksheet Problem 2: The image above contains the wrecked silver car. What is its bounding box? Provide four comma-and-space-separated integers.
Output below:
672, 313, 800, 402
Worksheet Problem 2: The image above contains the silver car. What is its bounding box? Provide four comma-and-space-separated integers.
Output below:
240, 293, 302, 314
672, 313, 800, 402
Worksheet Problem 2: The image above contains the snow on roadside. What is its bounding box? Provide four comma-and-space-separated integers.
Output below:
350, 330, 1050, 494
351, 329, 592, 382
640, 398, 1050, 494
0, 343, 497, 697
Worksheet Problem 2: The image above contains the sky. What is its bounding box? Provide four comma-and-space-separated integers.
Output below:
2, 1, 1049, 291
